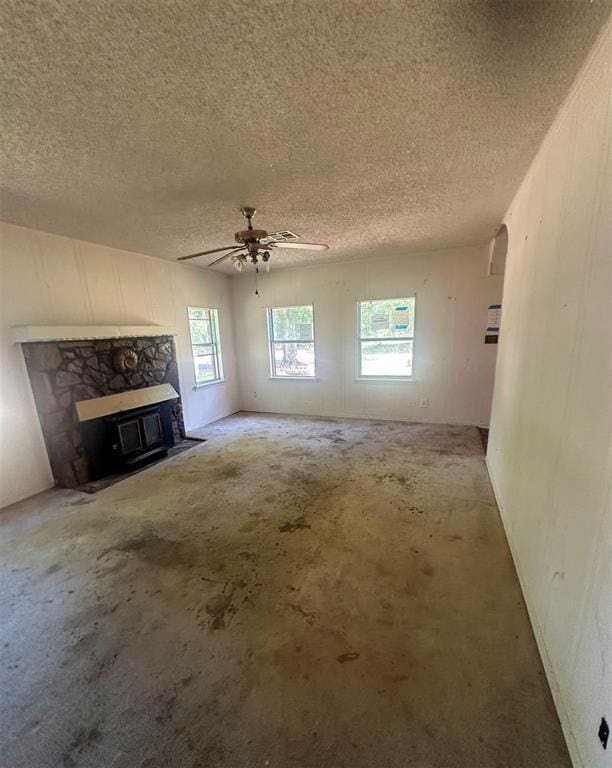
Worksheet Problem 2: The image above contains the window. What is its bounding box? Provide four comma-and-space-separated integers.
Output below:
187, 307, 223, 385
268, 304, 315, 377
358, 297, 415, 378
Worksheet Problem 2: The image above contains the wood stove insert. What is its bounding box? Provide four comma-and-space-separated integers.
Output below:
81, 401, 175, 479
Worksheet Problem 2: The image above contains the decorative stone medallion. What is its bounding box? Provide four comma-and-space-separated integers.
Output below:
113, 347, 139, 372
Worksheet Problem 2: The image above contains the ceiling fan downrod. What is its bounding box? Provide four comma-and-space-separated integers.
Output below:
240, 206, 256, 230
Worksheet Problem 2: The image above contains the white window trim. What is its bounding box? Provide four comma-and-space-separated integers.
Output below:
355, 376, 418, 383
187, 306, 224, 386
267, 304, 316, 379
193, 378, 226, 391
356, 296, 416, 380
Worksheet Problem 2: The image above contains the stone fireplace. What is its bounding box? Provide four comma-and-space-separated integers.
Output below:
18, 328, 185, 487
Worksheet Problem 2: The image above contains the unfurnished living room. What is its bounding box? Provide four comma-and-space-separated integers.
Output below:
0, 2, 610, 767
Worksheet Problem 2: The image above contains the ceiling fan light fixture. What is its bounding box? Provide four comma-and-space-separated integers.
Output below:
232, 255, 244, 272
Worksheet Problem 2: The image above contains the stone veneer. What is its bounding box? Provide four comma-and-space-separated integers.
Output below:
22, 335, 184, 487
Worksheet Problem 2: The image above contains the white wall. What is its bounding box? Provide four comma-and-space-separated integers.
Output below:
231, 245, 503, 426
0, 222, 240, 508
487, 23, 611, 768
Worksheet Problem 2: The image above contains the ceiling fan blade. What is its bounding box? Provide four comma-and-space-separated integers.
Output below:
207, 247, 246, 267
264, 230, 300, 242
177, 245, 238, 262
270, 241, 329, 251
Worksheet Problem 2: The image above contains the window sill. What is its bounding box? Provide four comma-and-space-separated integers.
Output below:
355, 376, 416, 383
193, 378, 226, 390
268, 376, 319, 382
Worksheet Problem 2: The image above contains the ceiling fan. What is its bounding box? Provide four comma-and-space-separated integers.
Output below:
177, 206, 329, 271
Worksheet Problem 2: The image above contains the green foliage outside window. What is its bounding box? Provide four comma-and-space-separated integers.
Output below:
358, 297, 415, 376
268, 305, 315, 377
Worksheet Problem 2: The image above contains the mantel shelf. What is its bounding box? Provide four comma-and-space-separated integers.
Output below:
75, 383, 180, 422
10, 325, 177, 344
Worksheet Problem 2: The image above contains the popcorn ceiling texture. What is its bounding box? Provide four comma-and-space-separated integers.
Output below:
0, 0, 610, 271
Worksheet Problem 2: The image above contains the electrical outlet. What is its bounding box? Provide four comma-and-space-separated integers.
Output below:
419, 397, 429, 408
599, 717, 609, 750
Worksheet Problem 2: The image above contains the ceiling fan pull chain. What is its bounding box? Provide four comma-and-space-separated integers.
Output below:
254, 266, 259, 295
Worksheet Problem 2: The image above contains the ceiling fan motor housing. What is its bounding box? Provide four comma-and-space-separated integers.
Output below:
235, 228, 268, 244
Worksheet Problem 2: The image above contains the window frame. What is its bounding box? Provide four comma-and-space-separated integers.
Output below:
267, 303, 317, 379
357, 296, 416, 380
187, 306, 224, 387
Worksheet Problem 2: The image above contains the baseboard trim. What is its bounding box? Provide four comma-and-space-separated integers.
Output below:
186, 408, 242, 434
236, 405, 485, 429
485, 457, 582, 768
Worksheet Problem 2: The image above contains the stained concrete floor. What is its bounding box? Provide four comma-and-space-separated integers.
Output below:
0, 412, 570, 768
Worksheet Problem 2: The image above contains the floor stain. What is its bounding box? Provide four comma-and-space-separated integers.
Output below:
217, 463, 241, 480
287, 603, 316, 624
86, 649, 119, 683
321, 430, 347, 444
205, 590, 235, 629
279, 515, 311, 533
337, 652, 360, 663
98, 530, 196, 569
154, 690, 178, 725
62, 726, 102, 767
377, 472, 413, 488
67, 497, 95, 507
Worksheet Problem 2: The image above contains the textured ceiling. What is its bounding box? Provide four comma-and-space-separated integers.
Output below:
1, 1, 610, 272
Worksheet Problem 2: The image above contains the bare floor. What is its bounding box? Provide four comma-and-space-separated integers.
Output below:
0, 413, 569, 768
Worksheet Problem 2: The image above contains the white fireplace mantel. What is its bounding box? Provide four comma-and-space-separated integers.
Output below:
10, 324, 177, 344
75, 383, 180, 422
